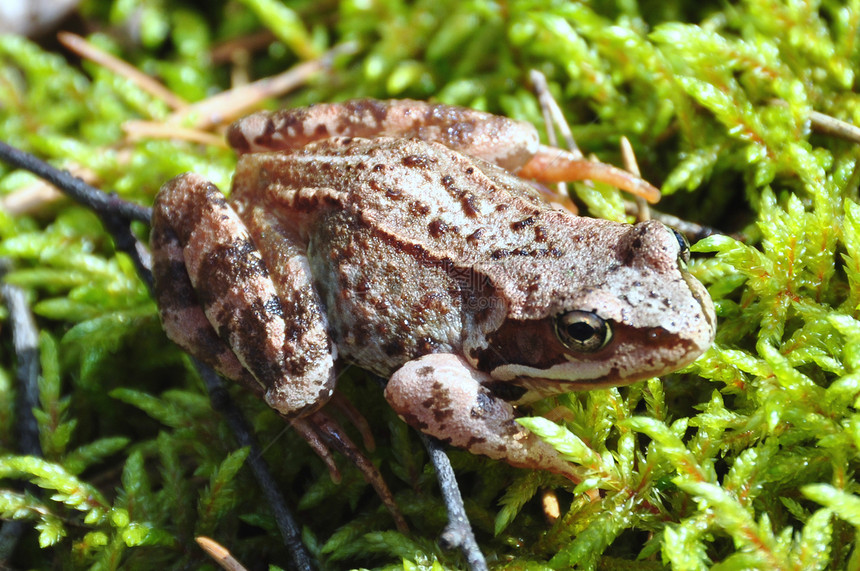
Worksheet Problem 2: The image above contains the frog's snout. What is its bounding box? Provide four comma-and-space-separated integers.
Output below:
684, 271, 717, 349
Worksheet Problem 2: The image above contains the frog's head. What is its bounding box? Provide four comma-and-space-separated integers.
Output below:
467, 218, 716, 403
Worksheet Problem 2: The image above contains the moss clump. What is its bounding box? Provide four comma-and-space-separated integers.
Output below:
2, 0, 860, 569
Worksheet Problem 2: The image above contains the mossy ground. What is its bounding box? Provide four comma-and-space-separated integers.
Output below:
1, 0, 859, 569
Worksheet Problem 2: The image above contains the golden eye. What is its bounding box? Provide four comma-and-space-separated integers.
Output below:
670, 227, 691, 266
555, 311, 612, 353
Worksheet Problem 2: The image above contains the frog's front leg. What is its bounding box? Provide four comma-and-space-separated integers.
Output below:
385, 354, 581, 482
152, 173, 336, 416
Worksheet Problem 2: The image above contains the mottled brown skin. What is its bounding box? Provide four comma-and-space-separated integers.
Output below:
228, 99, 662, 202
151, 99, 715, 482
227, 99, 540, 170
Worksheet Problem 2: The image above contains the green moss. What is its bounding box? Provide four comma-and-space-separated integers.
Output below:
2, 0, 860, 569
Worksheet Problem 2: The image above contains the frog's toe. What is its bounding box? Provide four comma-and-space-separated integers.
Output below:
292, 409, 407, 533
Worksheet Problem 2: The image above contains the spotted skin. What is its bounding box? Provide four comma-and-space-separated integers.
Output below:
150, 200, 261, 395
227, 98, 539, 171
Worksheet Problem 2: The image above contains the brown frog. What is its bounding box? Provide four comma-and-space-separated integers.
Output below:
150, 99, 715, 484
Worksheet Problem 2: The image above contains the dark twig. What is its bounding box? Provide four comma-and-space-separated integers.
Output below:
0, 141, 151, 223
0, 519, 26, 567
0, 142, 314, 571
369, 374, 487, 569
99, 213, 155, 291
0, 263, 44, 564
0, 141, 154, 289
0, 269, 42, 457
419, 434, 489, 571
194, 361, 314, 571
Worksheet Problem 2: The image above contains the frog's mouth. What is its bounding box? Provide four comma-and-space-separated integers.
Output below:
473, 316, 711, 403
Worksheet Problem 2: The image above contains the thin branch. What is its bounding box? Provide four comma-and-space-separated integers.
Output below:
0, 263, 43, 565
0, 140, 154, 288
0, 141, 151, 223
530, 69, 581, 157
620, 136, 650, 222
58, 32, 188, 110
197, 536, 251, 571
0, 268, 42, 458
195, 362, 314, 571
166, 42, 359, 130
210, 30, 279, 64
531, 69, 569, 202
123, 121, 227, 147
419, 434, 489, 571
770, 99, 860, 144
808, 109, 860, 143
369, 373, 487, 570
1, 179, 64, 215
0, 521, 26, 566
627, 202, 724, 242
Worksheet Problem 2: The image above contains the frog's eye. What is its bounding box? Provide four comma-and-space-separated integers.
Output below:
555, 311, 612, 353
670, 227, 691, 266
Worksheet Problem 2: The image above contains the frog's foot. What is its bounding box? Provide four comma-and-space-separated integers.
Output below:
385, 353, 583, 482
292, 409, 408, 533
518, 145, 661, 204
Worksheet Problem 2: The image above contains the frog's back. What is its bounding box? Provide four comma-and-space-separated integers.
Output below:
230, 136, 565, 265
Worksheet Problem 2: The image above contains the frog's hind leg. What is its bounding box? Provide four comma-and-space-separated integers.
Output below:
227, 98, 661, 204
234, 203, 407, 531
